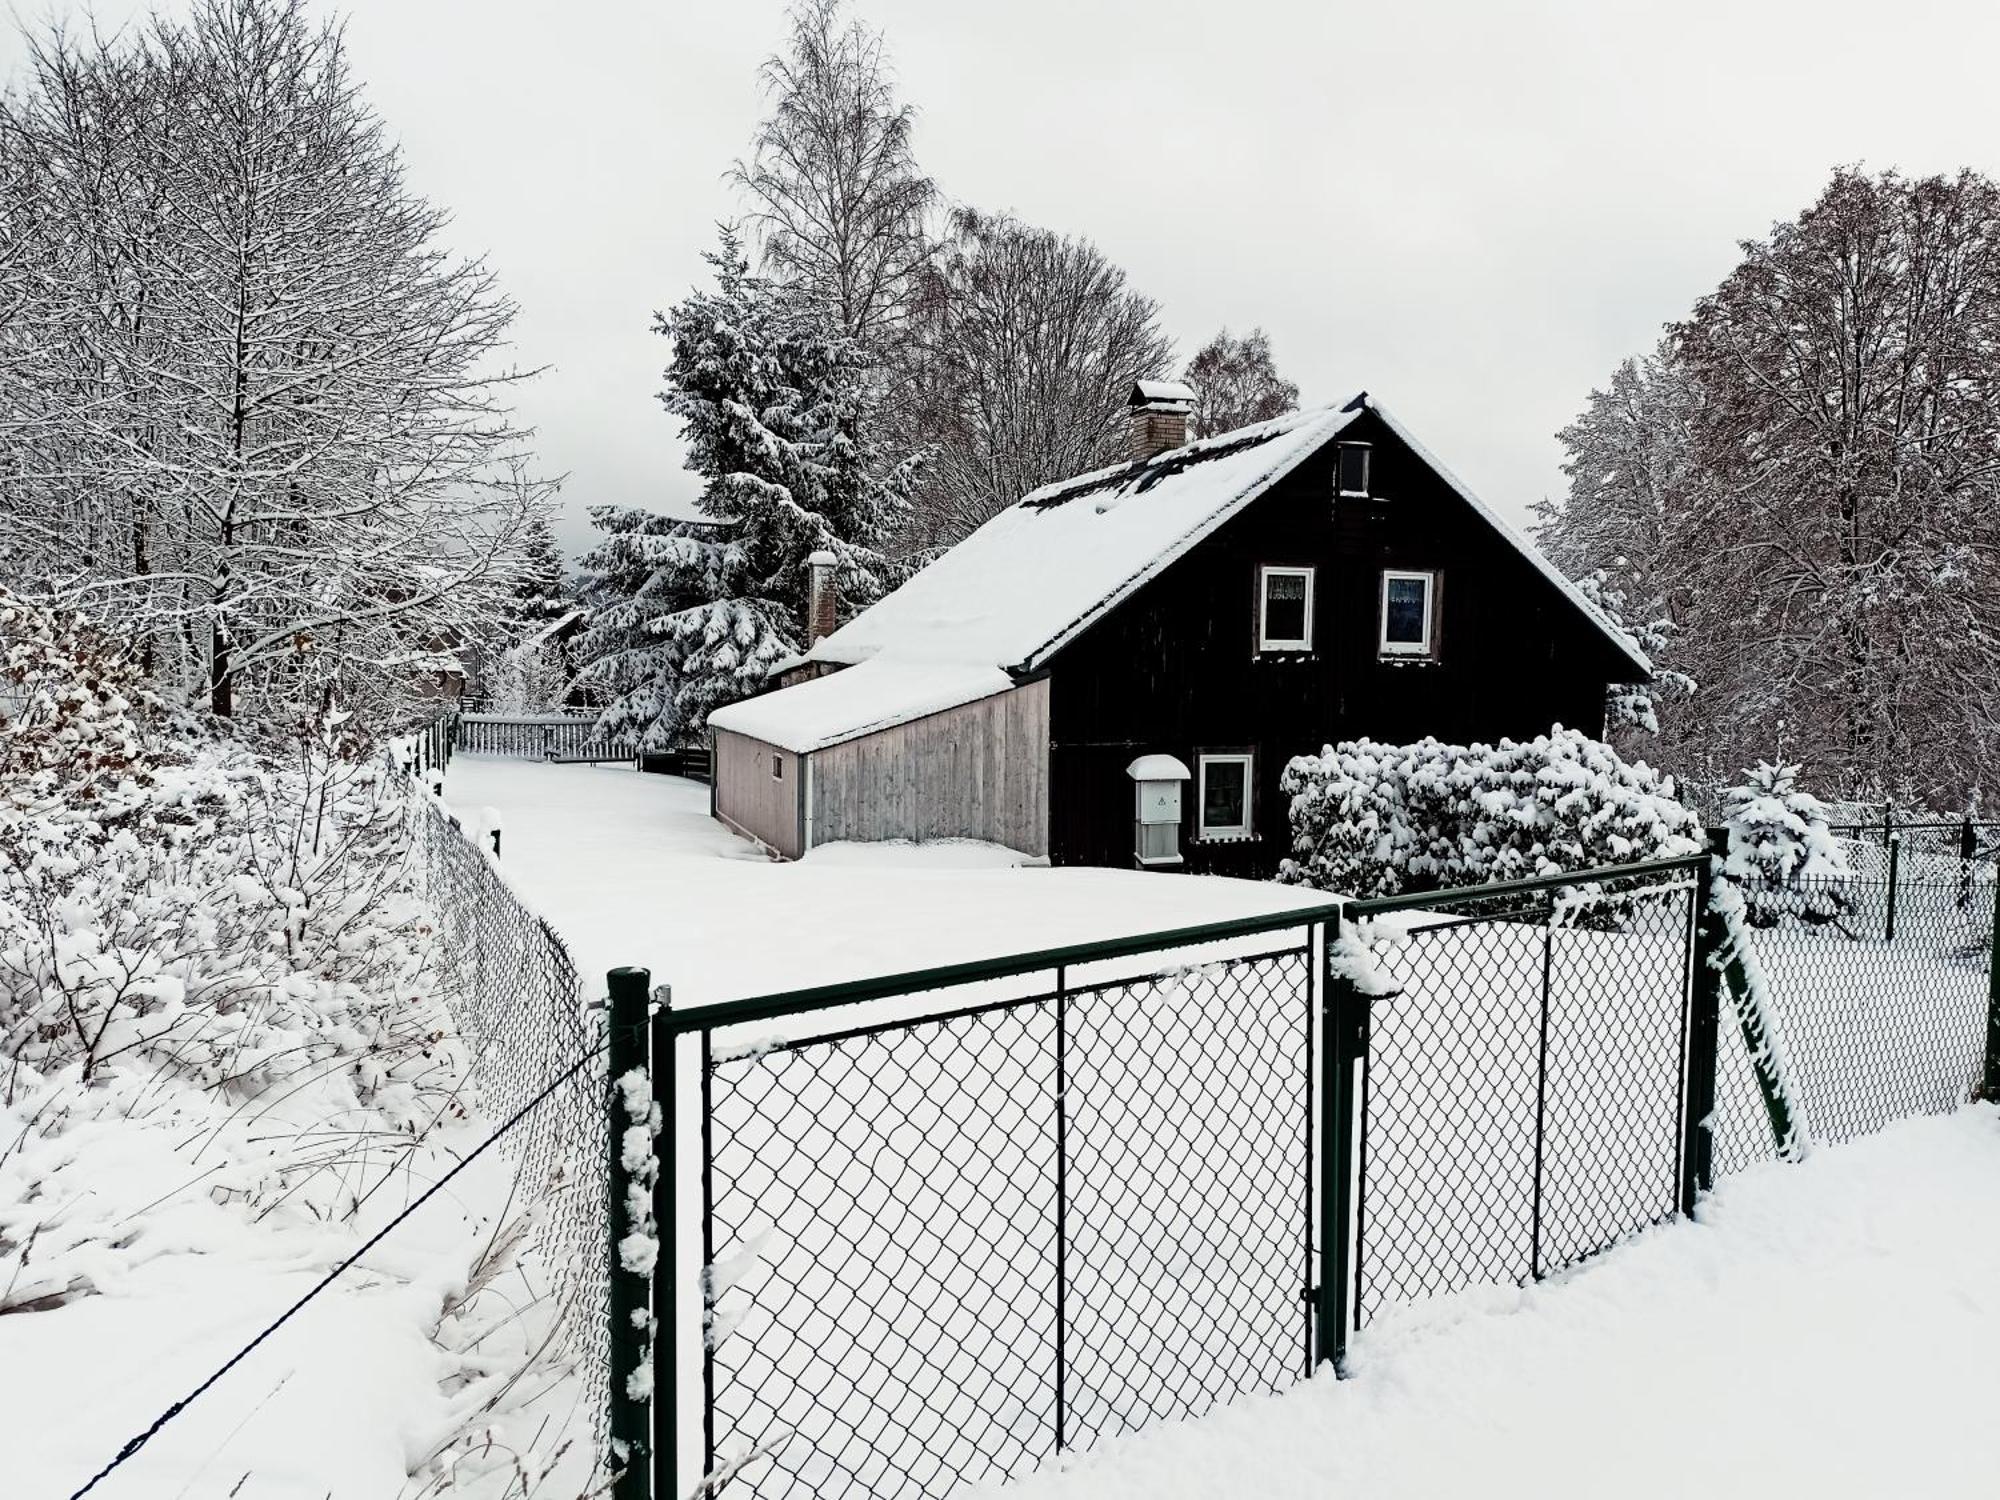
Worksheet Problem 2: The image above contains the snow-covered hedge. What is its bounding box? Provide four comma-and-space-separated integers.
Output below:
1278, 726, 1702, 898
1720, 761, 1853, 928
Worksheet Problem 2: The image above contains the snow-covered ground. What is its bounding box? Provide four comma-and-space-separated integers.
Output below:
439, 755, 1326, 1006
979, 1106, 2000, 1500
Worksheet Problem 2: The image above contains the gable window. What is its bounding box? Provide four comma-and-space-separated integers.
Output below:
1196, 751, 1255, 840
772, 753, 784, 780
1380, 569, 1437, 657
1257, 566, 1315, 652
1336, 442, 1372, 499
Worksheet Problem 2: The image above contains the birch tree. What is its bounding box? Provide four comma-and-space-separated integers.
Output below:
732, 0, 935, 354
1182, 327, 1299, 438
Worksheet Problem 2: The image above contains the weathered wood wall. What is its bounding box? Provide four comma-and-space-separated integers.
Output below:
810, 680, 1049, 855
712, 729, 804, 858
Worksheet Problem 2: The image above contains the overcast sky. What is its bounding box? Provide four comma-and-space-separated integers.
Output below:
11, 0, 2000, 556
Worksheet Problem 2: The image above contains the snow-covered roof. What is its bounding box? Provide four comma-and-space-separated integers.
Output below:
810, 403, 1362, 674
706, 658, 1017, 754
805, 394, 1649, 681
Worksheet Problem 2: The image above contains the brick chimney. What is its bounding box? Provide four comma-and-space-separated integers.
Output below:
807, 550, 838, 643
1128, 380, 1196, 461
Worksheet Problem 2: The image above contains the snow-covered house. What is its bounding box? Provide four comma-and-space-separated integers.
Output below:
707, 387, 1648, 873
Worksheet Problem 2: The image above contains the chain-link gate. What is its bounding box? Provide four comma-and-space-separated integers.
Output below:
1335, 861, 1706, 1332
682, 923, 1323, 1500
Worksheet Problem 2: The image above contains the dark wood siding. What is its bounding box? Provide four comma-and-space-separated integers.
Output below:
1045, 410, 1628, 875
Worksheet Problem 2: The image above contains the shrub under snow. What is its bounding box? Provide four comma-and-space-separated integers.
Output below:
1279, 726, 1702, 898
1721, 761, 1853, 927
0, 598, 604, 1495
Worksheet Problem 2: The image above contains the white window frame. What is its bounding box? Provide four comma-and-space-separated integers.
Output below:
1196, 751, 1255, 841
1257, 565, 1316, 653
1380, 569, 1436, 657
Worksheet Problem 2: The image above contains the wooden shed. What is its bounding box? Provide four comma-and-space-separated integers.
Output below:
708, 663, 1049, 859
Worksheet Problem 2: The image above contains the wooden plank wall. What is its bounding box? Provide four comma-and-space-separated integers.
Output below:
809, 680, 1049, 856
713, 729, 804, 858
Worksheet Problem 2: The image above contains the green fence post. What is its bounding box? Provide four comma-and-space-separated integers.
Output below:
1680, 831, 1726, 1212
1316, 912, 1365, 1373
607, 967, 654, 1500
1984, 877, 2000, 1103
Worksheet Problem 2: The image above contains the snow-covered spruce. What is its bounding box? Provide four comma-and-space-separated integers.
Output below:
1279, 727, 1702, 898
571, 229, 913, 748
1720, 761, 1853, 928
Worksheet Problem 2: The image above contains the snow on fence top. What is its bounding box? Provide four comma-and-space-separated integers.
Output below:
705, 658, 1016, 753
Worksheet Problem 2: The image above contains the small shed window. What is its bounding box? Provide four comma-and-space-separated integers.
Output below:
1336, 442, 1372, 499
772, 753, 784, 780
1257, 566, 1315, 652
1197, 751, 1254, 840
1380, 570, 1437, 656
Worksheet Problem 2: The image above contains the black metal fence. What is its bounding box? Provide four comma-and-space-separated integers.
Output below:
673, 921, 1321, 1499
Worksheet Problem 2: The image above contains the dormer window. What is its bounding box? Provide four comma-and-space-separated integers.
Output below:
1380, 569, 1437, 657
1336, 442, 1373, 499
1257, 565, 1315, 652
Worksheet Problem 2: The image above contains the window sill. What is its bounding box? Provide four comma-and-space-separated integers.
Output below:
1191, 832, 1261, 846
1255, 648, 1317, 660
1377, 652, 1439, 666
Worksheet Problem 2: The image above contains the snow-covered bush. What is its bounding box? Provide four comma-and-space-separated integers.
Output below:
1279, 726, 1702, 898
0, 598, 464, 1313
1721, 761, 1853, 928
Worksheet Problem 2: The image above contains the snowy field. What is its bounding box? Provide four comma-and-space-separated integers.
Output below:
438, 755, 1326, 1005
980, 1107, 2000, 1500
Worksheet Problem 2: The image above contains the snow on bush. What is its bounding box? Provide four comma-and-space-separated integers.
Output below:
1721, 761, 1853, 928
1279, 726, 1702, 898
0, 598, 607, 1495
0, 603, 453, 1307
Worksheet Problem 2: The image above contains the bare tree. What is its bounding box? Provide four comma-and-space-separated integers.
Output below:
894, 207, 1174, 552
731, 0, 935, 354
1182, 327, 1299, 437
0, 0, 549, 720
1544, 168, 2000, 809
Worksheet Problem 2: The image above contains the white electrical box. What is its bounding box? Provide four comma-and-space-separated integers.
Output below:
1126, 754, 1192, 867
